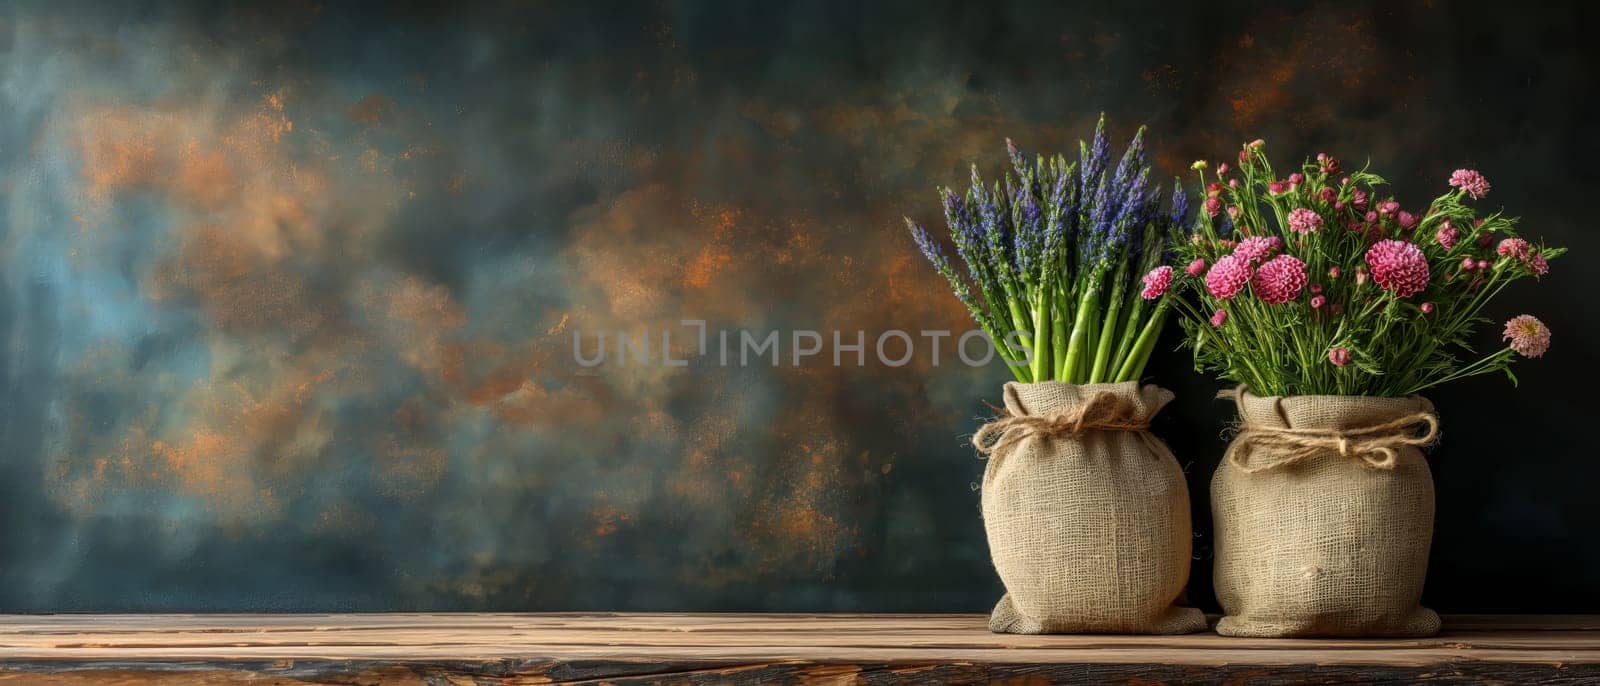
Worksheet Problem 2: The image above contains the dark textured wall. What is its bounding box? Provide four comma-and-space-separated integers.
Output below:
0, 0, 1594, 612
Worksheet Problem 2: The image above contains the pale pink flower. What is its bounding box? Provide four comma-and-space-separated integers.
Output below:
1449, 169, 1491, 199
1378, 200, 1400, 215
1141, 266, 1174, 300
1310, 295, 1326, 309
1328, 347, 1351, 367
1210, 308, 1228, 327
1460, 256, 1476, 271
1233, 236, 1282, 264
1217, 163, 1230, 175
1251, 255, 1309, 304
1503, 315, 1551, 358
1397, 211, 1418, 230
1185, 258, 1207, 277
1205, 254, 1253, 300
1364, 239, 1430, 298
1476, 259, 1490, 271
1327, 266, 1341, 279
1497, 237, 1530, 260
1287, 207, 1323, 234
1421, 302, 1435, 314
1268, 181, 1287, 195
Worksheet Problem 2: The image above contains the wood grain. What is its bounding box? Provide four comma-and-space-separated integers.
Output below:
0, 614, 1597, 684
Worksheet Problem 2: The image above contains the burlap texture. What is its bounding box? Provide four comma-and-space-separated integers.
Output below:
980, 381, 1205, 635
1211, 390, 1440, 638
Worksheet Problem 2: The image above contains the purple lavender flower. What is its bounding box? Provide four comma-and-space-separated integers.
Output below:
1079, 115, 1110, 201
1168, 178, 1189, 228
1006, 138, 1027, 178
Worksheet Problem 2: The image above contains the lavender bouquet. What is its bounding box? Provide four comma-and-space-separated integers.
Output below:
907, 117, 1187, 383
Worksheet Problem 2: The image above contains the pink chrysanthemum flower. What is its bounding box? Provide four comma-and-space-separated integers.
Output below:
1205, 254, 1253, 300
1328, 347, 1351, 367
1435, 221, 1459, 250
1141, 266, 1174, 300
1210, 308, 1228, 327
1496, 237, 1530, 261
1233, 236, 1282, 264
1251, 254, 1308, 304
1503, 315, 1551, 358
1186, 258, 1207, 277
1449, 169, 1491, 199
1364, 239, 1430, 298
1397, 211, 1418, 230
1287, 207, 1323, 234
1528, 252, 1549, 276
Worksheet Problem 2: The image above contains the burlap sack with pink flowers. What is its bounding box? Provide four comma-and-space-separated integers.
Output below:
976, 381, 1205, 635
1211, 388, 1441, 638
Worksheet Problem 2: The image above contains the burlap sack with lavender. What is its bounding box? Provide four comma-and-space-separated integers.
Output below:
1211, 388, 1441, 638
975, 381, 1205, 635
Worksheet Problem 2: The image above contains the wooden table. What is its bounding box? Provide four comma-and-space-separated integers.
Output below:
0, 614, 1596, 684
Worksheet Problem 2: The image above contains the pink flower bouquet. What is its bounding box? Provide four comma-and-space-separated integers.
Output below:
1146, 143, 1562, 397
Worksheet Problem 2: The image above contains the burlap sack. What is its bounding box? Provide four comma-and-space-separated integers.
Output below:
1211, 389, 1441, 637
977, 381, 1205, 635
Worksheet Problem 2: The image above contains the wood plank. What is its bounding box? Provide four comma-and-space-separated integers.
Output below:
0, 614, 1596, 684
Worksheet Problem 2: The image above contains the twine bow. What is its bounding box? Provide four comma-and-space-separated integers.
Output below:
1220, 386, 1440, 473
972, 391, 1170, 460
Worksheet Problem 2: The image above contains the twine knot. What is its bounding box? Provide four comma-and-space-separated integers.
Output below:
1220, 387, 1440, 473
972, 391, 1168, 459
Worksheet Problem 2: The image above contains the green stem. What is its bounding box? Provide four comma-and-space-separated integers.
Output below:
1062, 285, 1099, 385
1089, 279, 1125, 383
1050, 288, 1069, 381
1115, 302, 1168, 382
1029, 297, 1052, 383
